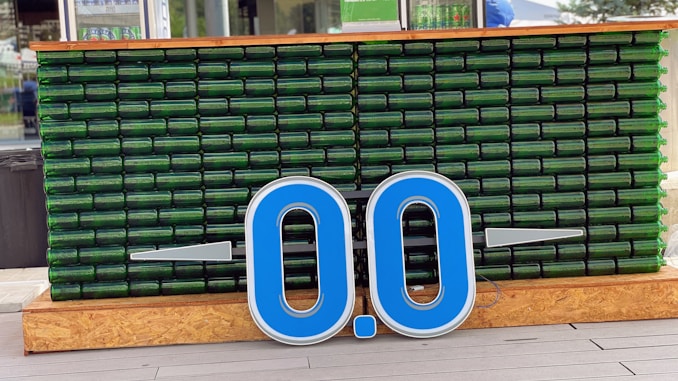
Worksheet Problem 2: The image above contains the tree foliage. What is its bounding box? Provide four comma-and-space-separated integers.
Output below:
558, 0, 678, 23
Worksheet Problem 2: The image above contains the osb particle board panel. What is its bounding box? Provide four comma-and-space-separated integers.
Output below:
24, 267, 678, 353
370, 266, 678, 335
23, 288, 363, 353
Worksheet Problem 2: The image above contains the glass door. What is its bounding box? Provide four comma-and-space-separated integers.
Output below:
73, 0, 143, 40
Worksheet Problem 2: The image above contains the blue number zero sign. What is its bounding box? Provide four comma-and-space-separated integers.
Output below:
245, 177, 355, 345
366, 171, 476, 338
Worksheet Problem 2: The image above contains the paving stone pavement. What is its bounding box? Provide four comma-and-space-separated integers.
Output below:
0, 268, 49, 313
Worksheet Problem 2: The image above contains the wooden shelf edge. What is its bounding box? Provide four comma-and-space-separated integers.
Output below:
31, 21, 678, 51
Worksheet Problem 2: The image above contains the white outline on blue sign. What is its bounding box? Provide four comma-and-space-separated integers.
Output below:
245, 176, 355, 345
366, 171, 476, 338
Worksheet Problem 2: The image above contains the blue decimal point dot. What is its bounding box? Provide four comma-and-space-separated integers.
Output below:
353, 315, 377, 339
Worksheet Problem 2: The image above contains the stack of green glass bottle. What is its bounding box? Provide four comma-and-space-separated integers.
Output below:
38, 30, 669, 300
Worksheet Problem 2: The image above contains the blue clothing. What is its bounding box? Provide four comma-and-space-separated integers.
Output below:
486, 0, 515, 27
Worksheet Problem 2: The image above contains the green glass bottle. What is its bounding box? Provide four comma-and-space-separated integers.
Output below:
511, 193, 541, 211
541, 192, 585, 209
617, 256, 663, 274
170, 153, 202, 170
198, 80, 243, 97
93, 192, 125, 210
512, 176, 556, 193
47, 248, 79, 266
389, 57, 433, 74
68, 65, 116, 83
587, 137, 630, 154
123, 173, 156, 191
280, 150, 323, 166
69, 101, 117, 120
78, 210, 126, 229
50, 284, 82, 301
39, 84, 84, 102
307, 95, 353, 112
40, 121, 87, 141
513, 245, 557, 263
122, 138, 154, 155
95, 228, 127, 246
156, 172, 202, 191
312, 166, 357, 183
126, 209, 159, 227
75, 175, 123, 193
47, 194, 93, 212
158, 208, 205, 225
617, 187, 664, 206
307, 58, 354, 75
47, 213, 79, 230
72, 138, 121, 157
360, 148, 403, 165
632, 169, 664, 188
150, 100, 197, 118
39, 103, 70, 120
229, 61, 276, 78
511, 141, 555, 158
510, 88, 540, 105
586, 155, 616, 172
165, 81, 197, 99
123, 155, 171, 173
278, 114, 324, 132
173, 190, 204, 207
117, 63, 149, 81
542, 49, 586, 67
42, 140, 72, 158
618, 222, 662, 240
358, 94, 386, 112
435, 56, 464, 72
618, 152, 664, 170
198, 62, 229, 79
541, 157, 587, 175
120, 119, 167, 137
587, 190, 616, 207
435, 144, 480, 161
149, 62, 196, 80
49, 265, 95, 284
465, 89, 508, 107
165, 48, 196, 61
81, 282, 129, 299
129, 281, 161, 297
79, 246, 126, 265
587, 65, 631, 83
435, 72, 479, 90
435, 91, 464, 108
632, 63, 667, 81
174, 225, 205, 243
49, 229, 95, 248
276, 59, 307, 77
588, 207, 632, 224
127, 262, 174, 280
511, 105, 554, 122
126, 191, 172, 208
202, 171, 234, 188
38, 65, 68, 84
618, 45, 668, 63
127, 227, 174, 245
632, 239, 663, 256
556, 67, 585, 85
389, 129, 433, 146
588, 172, 632, 189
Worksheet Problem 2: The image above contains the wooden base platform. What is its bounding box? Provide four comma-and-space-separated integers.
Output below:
23, 266, 678, 353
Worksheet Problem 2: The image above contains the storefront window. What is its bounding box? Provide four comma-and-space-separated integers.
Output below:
1, 0, 57, 147
274, 0, 341, 34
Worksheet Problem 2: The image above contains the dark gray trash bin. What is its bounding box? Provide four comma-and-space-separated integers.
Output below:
0, 149, 48, 268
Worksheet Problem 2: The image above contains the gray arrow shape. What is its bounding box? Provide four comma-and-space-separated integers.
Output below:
484, 228, 584, 248
129, 241, 233, 262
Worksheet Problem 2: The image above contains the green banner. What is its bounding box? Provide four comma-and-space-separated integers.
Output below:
341, 0, 399, 23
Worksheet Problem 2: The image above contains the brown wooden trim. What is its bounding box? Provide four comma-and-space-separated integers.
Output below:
31, 21, 678, 52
